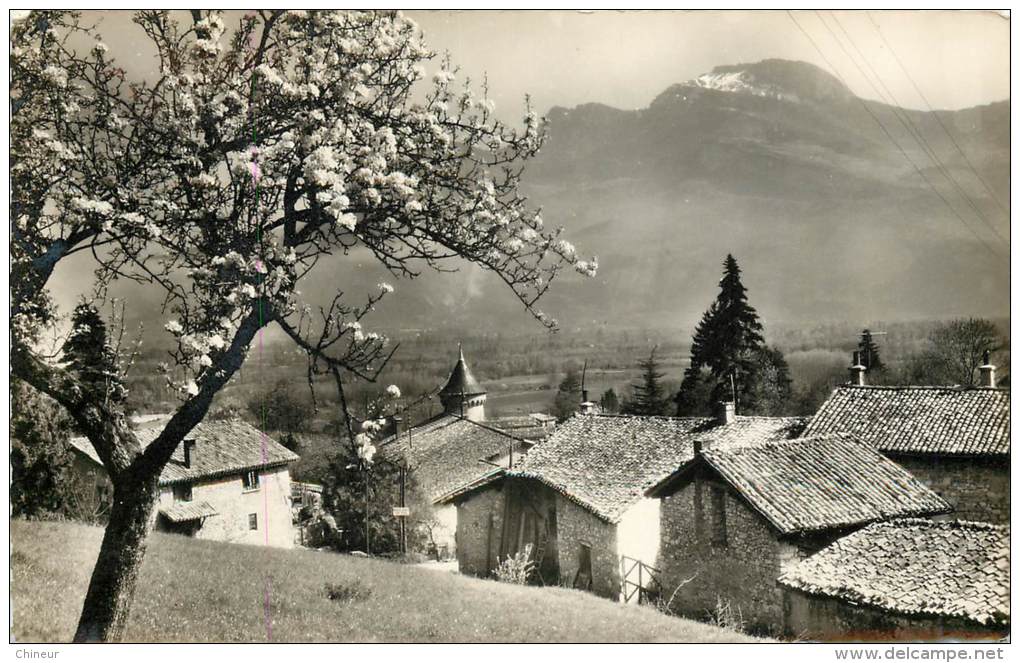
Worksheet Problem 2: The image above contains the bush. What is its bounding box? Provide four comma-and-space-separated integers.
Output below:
493, 543, 535, 585
323, 580, 371, 603
707, 595, 746, 633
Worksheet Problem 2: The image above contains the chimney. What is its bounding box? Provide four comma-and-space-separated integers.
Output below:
183, 439, 196, 469
693, 439, 703, 457
849, 351, 866, 386
392, 415, 404, 438
713, 400, 736, 426
979, 350, 996, 388
581, 388, 589, 403
578, 400, 598, 415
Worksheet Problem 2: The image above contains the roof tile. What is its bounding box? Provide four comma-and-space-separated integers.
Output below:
803, 386, 1009, 456
69, 420, 298, 485
378, 415, 527, 502
779, 519, 1009, 626
701, 433, 951, 534
510, 414, 808, 523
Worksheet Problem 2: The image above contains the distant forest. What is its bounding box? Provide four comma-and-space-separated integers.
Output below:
123, 317, 1010, 435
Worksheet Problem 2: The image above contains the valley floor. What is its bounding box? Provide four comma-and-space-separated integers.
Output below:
11, 519, 759, 643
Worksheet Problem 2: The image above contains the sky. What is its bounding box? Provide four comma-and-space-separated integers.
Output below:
32, 9, 1011, 325
59, 9, 1010, 122
405, 10, 1008, 122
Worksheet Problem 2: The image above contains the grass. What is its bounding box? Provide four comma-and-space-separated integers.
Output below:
12, 519, 759, 643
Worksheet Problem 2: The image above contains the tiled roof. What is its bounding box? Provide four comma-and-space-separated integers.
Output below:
439, 349, 485, 397
487, 415, 556, 441
779, 519, 1009, 626
803, 386, 1009, 457
377, 415, 528, 503
159, 501, 218, 523
698, 434, 951, 535
699, 415, 810, 450
510, 414, 806, 523
69, 419, 299, 485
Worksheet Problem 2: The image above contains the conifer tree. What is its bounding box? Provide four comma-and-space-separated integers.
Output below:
62, 302, 127, 406
674, 255, 770, 414
599, 387, 620, 414
858, 329, 885, 373
623, 347, 670, 416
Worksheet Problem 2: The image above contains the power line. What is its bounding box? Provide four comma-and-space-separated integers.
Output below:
865, 10, 1010, 217
785, 11, 1008, 265
824, 11, 1008, 246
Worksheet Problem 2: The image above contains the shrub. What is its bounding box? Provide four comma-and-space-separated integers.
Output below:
707, 595, 745, 633
493, 543, 535, 585
324, 580, 371, 603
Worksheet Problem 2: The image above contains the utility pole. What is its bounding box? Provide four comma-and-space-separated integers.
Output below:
398, 464, 407, 555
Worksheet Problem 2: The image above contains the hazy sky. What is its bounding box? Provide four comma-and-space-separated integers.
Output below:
38, 9, 1011, 322
75, 9, 1009, 122
407, 10, 1008, 121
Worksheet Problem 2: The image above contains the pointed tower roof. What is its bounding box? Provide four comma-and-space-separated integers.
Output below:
440, 346, 485, 397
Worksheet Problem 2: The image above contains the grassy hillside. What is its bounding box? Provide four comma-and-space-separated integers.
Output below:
12, 520, 757, 643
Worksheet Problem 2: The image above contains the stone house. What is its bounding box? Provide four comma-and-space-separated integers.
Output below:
376, 414, 531, 557
647, 433, 950, 634
803, 371, 1010, 523
68, 419, 298, 548
376, 348, 553, 557
779, 519, 1009, 641
447, 409, 808, 601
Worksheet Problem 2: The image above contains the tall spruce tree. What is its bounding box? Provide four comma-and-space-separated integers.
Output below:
674, 255, 769, 414
623, 347, 670, 416
858, 329, 885, 373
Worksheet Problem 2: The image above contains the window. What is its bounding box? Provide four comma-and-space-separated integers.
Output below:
248, 513, 258, 530
173, 483, 193, 503
710, 485, 728, 548
242, 470, 260, 491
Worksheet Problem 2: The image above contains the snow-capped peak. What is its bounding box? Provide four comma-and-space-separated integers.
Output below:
687, 70, 792, 101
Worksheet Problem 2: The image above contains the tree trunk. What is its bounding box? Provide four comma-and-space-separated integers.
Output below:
73, 475, 160, 642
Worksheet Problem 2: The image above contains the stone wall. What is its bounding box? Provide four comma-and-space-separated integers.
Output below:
555, 495, 619, 600
783, 587, 1009, 641
657, 476, 787, 634
156, 465, 295, 548
891, 455, 1009, 524
455, 482, 505, 577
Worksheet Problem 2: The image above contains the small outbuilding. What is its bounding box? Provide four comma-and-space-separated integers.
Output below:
647, 433, 951, 634
377, 415, 531, 557
779, 519, 1009, 641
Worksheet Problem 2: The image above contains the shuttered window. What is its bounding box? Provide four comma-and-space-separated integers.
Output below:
242, 470, 260, 491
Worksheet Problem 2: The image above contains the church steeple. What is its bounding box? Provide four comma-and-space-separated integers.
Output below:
439, 344, 487, 421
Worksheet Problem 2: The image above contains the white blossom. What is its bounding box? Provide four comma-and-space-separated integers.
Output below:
433, 69, 455, 85
41, 66, 67, 87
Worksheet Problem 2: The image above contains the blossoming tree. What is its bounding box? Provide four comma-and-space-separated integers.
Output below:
11, 10, 594, 641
